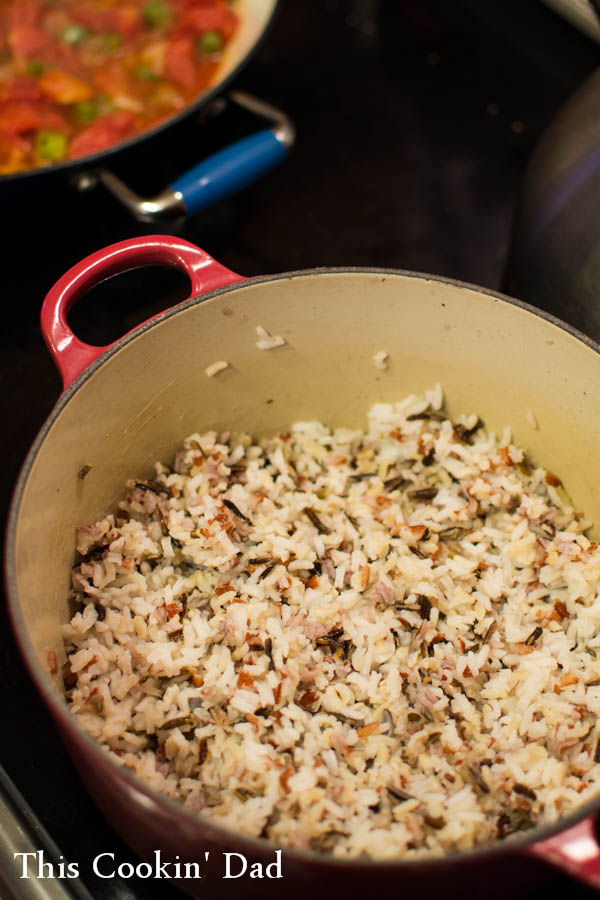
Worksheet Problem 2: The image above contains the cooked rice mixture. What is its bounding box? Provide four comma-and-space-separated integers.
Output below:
63, 386, 600, 859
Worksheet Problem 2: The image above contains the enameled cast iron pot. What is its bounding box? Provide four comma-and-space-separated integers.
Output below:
7, 235, 600, 897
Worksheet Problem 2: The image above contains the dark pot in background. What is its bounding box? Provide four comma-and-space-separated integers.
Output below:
508, 66, 600, 340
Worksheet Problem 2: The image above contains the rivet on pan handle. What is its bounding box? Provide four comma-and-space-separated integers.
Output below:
527, 815, 600, 888
40, 235, 244, 390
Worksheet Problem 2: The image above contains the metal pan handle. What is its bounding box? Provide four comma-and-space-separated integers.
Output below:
96, 93, 295, 222
40, 235, 244, 390
528, 815, 600, 889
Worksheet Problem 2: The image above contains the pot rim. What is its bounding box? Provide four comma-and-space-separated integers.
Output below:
0, 0, 279, 185
6, 264, 600, 869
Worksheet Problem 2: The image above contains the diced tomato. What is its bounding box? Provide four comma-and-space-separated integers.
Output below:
0, 76, 43, 104
113, 6, 143, 39
0, 101, 41, 133
71, 7, 115, 33
8, 0, 41, 27
7, 0, 44, 55
180, 2, 237, 39
164, 36, 197, 90
41, 8, 72, 37
35, 105, 68, 130
176, 0, 219, 6
92, 61, 131, 99
8, 26, 49, 59
0, 101, 67, 134
72, 5, 142, 38
68, 110, 135, 159
39, 69, 93, 104
36, 41, 79, 74
0, 128, 30, 158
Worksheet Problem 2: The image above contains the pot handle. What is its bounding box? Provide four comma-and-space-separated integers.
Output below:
527, 815, 600, 888
40, 235, 244, 390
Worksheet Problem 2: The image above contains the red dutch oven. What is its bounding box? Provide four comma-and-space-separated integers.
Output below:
7, 235, 600, 897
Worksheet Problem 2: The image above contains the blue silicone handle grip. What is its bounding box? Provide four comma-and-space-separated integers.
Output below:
169, 128, 287, 215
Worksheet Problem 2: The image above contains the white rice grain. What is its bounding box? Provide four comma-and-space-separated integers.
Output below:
205, 360, 230, 377
255, 325, 286, 350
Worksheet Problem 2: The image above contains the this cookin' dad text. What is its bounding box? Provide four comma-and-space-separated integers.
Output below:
14, 849, 283, 880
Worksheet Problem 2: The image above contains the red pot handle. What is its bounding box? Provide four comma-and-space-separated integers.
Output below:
528, 815, 600, 888
40, 235, 244, 390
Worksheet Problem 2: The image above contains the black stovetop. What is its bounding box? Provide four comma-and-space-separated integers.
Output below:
2, 2, 600, 897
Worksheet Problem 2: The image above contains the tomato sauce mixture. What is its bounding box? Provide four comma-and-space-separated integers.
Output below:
0, 0, 239, 173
